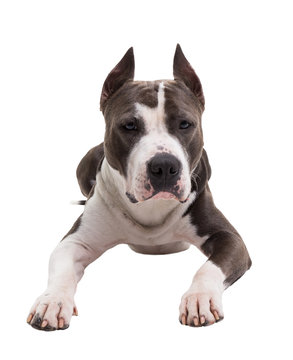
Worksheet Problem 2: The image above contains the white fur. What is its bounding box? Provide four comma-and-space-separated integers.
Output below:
179, 261, 226, 326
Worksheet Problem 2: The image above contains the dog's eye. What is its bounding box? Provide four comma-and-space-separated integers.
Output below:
179, 120, 191, 129
124, 121, 137, 131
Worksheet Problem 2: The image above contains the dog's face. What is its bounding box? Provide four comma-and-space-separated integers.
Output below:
101, 45, 205, 203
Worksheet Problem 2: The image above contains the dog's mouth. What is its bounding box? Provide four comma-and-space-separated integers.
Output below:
126, 191, 189, 204
152, 191, 177, 200
125, 172, 191, 204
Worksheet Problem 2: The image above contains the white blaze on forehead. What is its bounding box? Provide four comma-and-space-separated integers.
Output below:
135, 82, 166, 133
157, 81, 165, 114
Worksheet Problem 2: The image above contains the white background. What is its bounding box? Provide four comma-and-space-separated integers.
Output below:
1, 0, 292, 359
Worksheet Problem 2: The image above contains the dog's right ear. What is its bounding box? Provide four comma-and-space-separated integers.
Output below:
100, 47, 135, 112
173, 44, 205, 108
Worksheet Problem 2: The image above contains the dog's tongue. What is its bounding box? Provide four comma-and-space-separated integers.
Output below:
152, 192, 177, 200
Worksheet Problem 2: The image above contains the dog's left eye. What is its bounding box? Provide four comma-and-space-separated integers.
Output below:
179, 120, 191, 129
124, 121, 137, 131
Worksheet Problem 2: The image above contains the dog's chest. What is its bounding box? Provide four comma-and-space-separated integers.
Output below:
105, 199, 204, 248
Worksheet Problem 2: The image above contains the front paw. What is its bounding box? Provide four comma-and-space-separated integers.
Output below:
179, 290, 224, 327
27, 292, 78, 331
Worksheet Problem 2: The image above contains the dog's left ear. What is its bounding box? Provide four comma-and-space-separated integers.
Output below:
173, 44, 205, 108
100, 47, 135, 112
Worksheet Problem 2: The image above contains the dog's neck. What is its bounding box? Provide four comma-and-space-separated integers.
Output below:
100, 159, 181, 227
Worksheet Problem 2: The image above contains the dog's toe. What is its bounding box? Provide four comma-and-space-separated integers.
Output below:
30, 313, 43, 329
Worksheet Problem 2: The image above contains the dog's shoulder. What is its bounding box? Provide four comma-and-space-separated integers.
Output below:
76, 143, 104, 197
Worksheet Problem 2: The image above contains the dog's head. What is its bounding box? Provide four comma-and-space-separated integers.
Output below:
101, 45, 205, 203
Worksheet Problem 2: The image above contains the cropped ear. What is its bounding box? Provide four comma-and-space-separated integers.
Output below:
100, 47, 135, 112
173, 44, 205, 108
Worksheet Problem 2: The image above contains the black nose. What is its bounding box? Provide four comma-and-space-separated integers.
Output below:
147, 153, 182, 191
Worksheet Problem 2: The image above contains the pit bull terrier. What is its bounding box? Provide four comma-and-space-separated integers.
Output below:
27, 44, 251, 330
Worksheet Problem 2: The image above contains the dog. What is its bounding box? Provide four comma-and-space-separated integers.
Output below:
27, 45, 251, 330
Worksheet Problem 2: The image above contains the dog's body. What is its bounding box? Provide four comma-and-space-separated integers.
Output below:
27, 45, 251, 331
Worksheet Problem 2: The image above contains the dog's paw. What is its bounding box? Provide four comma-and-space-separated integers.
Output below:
27, 292, 78, 331
179, 290, 224, 327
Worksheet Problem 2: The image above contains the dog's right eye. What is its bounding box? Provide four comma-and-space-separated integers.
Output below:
124, 121, 137, 131
179, 120, 192, 129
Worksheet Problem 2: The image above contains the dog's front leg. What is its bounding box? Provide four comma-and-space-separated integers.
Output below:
179, 259, 227, 327
179, 188, 252, 327
27, 193, 117, 331
27, 239, 96, 331
27, 233, 99, 331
